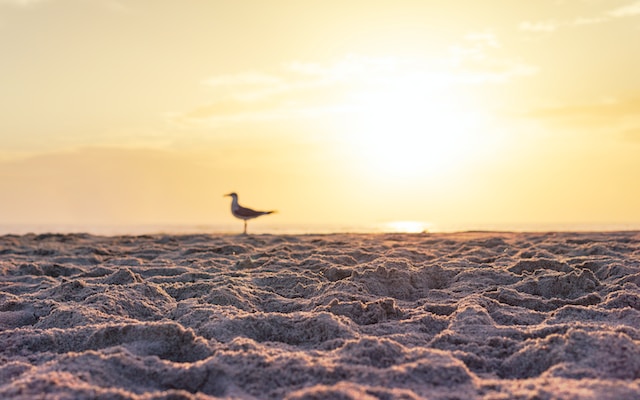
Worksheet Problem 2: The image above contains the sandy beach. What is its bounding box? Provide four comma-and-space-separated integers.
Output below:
1, 231, 639, 399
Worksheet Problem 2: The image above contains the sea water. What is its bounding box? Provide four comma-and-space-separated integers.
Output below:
1, 222, 639, 236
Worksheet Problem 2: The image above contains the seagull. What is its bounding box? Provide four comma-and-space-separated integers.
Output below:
224, 192, 275, 234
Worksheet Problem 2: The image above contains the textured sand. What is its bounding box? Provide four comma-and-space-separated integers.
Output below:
1, 232, 639, 399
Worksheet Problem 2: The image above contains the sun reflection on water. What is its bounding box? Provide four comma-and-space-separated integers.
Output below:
382, 221, 432, 233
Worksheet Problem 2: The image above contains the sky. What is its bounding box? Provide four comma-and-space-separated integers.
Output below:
1, 0, 640, 232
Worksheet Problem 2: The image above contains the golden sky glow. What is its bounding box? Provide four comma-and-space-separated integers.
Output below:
1, 0, 640, 231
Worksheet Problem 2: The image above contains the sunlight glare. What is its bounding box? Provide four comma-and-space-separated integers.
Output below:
383, 220, 431, 233
338, 62, 491, 182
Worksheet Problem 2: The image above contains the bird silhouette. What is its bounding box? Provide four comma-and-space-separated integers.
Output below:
224, 192, 275, 234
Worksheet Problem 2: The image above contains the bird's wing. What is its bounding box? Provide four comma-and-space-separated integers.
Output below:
235, 205, 271, 218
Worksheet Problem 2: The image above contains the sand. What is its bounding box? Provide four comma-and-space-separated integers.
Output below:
0, 231, 639, 399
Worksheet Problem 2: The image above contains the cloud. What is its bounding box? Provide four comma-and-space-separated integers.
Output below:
201, 72, 291, 102
572, 16, 609, 26
454, 62, 538, 85
0, 0, 47, 6
448, 34, 538, 84
284, 55, 412, 85
519, 17, 608, 33
464, 32, 501, 48
178, 55, 398, 125
0, 0, 129, 12
173, 100, 294, 127
609, 1, 640, 17
519, 20, 558, 33
177, 49, 537, 128
520, 1, 640, 34
203, 72, 283, 88
528, 98, 640, 120
525, 99, 640, 137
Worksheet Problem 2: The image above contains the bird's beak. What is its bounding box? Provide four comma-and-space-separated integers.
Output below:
224, 193, 232, 197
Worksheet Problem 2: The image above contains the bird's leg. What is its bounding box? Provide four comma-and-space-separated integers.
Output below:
243, 220, 248, 235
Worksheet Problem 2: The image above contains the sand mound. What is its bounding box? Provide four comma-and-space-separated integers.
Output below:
1, 231, 639, 398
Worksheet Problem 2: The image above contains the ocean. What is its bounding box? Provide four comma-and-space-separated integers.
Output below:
1, 221, 639, 236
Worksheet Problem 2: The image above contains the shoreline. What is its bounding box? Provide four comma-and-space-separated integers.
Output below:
3, 228, 640, 237
2, 221, 640, 236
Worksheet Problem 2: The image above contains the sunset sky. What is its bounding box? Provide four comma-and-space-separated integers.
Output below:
1, 0, 640, 232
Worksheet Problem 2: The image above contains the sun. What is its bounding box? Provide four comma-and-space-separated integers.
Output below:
334, 63, 491, 183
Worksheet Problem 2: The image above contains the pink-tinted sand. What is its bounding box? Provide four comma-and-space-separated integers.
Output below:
1, 232, 639, 399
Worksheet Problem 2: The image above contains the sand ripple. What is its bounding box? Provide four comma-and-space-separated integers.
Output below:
1, 232, 640, 399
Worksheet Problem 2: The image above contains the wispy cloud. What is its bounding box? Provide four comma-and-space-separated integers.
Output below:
448, 34, 538, 84
528, 98, 640, 120
0, 0, 48, 6
517, 97, 640, 148
520, 1, 640, 34
609, 1, 640, 17
572, 16, 609, 26
454, 62, 538, 85
525, 98, 640, 142
175, 47, 537, 129
464, 32, 501, 48
178, 55, 401, 126
0, 0, 129, 12
201, 72, 290, 102
203, 72, 283, 88
519, 20, 558, 33
521, 18, 601, 33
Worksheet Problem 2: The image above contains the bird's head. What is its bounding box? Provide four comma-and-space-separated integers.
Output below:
224, 192, 238, 199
